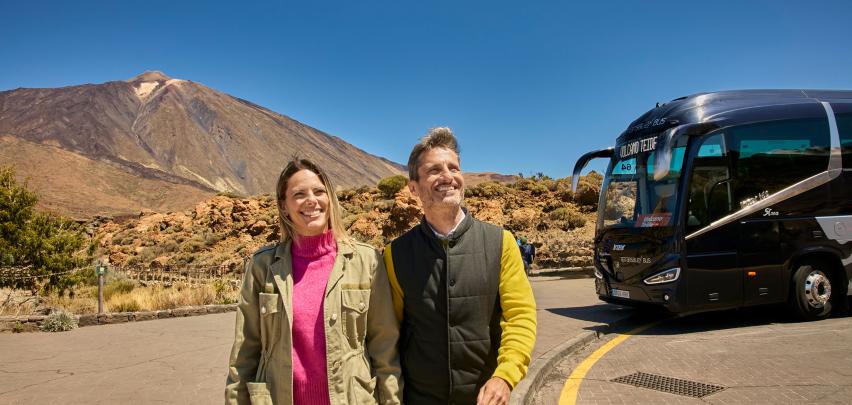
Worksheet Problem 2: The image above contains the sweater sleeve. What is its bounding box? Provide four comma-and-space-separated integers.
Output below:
382, 243, 405, 324
491, 230, 537, 388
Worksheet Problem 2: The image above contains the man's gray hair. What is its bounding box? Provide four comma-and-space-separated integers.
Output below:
407, 127, 460, 180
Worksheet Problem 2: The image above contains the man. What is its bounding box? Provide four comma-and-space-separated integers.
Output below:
384, 127, 537, 405
519, 237, 536, 275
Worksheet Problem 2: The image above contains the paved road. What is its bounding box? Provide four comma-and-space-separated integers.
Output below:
0, 273, 625, 404
531, 306, 852, 404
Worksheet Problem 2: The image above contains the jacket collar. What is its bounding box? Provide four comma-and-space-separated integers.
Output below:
419, 207, 472, 243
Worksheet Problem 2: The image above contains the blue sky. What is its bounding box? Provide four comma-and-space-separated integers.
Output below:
2, 1, 852, 177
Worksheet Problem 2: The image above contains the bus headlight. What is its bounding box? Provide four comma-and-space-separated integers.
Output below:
644, 267, 680, 285
594, 268, 603, 279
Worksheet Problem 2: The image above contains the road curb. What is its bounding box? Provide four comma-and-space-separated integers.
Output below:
510, 309, 637, 405
510, 330, 600, 405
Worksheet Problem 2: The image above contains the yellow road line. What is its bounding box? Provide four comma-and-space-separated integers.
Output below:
558, 321, 661, 405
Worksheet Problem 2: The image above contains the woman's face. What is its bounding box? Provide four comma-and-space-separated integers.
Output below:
281, 169, 330, 237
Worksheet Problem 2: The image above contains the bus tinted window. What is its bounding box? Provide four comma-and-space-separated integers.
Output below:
837, 112, 852, 168
686, 134, 733, 232
728, 118, 830, 209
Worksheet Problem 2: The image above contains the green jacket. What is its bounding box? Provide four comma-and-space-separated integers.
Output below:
225, 240, 402, 405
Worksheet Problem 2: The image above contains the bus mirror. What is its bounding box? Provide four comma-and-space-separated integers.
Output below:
572, 147, 614, 193
653, 128, 677, 180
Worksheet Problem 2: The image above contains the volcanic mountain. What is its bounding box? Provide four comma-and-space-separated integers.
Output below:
0, 71, 403, 218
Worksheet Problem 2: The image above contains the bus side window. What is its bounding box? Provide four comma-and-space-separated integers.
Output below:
687, 134, 731, 231
729, 118, 830, 204
837, 112, 852, 168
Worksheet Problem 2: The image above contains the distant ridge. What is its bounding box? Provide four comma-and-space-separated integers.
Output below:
0, 71, 404, 218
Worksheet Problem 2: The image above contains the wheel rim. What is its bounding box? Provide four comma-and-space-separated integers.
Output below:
803, 270, 831, 308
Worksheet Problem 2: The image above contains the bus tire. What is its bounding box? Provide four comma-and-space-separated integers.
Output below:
789, 263, 833, 321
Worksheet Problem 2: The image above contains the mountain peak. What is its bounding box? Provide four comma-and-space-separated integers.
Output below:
127, 70, 173, 83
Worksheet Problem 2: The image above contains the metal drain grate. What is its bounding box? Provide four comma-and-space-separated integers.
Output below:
611, 371, 726, 398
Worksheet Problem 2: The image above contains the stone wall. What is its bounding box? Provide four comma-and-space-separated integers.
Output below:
0, 303, 237, 333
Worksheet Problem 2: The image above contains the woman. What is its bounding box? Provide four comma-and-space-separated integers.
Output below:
225, 158, 401, 405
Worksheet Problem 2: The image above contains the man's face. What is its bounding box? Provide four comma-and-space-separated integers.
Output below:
409, 147, 465, 211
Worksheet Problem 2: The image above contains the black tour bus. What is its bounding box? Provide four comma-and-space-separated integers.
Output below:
572, 90, 851, 320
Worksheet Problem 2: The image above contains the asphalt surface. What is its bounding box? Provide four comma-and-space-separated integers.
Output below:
531, 305, 852, 405
0, 272, 629, 404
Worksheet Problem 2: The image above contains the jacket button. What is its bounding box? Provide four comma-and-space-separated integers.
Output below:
260, 307, 267, 314
330, 313, 338, 322
358, 302, 365, 310
448, 241, 455, 248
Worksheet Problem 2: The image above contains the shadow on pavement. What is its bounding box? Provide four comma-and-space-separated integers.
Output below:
546, 304, 636, 323
592, 301, 852, 337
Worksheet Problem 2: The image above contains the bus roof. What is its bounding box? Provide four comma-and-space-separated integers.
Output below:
617, 89, 852, 144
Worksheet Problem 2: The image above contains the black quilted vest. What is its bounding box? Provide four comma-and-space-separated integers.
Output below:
390, 214, 504, 404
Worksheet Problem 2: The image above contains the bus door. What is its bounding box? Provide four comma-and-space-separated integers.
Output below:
684, 133, 742, 310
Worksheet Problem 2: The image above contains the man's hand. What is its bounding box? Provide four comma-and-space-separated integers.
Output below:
477, 377, 510, 405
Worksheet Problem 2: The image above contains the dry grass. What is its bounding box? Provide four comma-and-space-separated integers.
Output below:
1, 280, 239, 316
104, 280, 238, 312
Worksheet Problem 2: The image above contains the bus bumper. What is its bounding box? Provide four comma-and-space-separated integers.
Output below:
595, 276, 686, 313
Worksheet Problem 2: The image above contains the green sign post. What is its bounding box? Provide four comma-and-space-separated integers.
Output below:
95, 262, 108, 313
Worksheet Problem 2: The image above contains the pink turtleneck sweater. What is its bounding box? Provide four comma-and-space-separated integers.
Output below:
290, 230, 337, 405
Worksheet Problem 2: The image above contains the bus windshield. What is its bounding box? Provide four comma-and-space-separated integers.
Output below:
598, 137, 687, 231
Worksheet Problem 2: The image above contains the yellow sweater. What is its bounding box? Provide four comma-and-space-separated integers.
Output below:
383, 229, 537, 388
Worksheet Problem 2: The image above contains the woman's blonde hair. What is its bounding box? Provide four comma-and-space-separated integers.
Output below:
275, 158, 351, 244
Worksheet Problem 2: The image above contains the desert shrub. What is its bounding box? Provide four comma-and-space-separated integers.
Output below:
377, 175, 408, 198
574, 176, 601, 208
337, 188, 356, 201
212, 279, 238, 305
136, 246, 164, 264
342, 203, 364, 216
543, 179, 558, 192
555, 188, 574, 202
550, 207, 587, 230
204, 232, 222, 246
528, 182, 549, 196
513, 178, 535, 191
373, 199, 394, 211
161, 239, 180, 253
342, 214, 360, 230
467, 181, 508, 198
182, 236, 205, 253
40, 309, 78, 332
542, 201, 564, 213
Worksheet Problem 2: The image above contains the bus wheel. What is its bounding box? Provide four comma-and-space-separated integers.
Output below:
789, 264, 833, 321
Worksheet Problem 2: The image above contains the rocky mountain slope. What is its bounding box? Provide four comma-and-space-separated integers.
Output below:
91, 174, 603, 271
0, 71, 403, 218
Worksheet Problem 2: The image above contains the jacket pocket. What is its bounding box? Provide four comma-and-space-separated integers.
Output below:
347, 374, 378, 404
341, 289, 370, 347
258, 293, 280, 316
246, 382, 273, 405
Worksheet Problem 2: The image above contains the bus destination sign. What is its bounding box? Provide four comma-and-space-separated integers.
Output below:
619, 136, 657, 158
